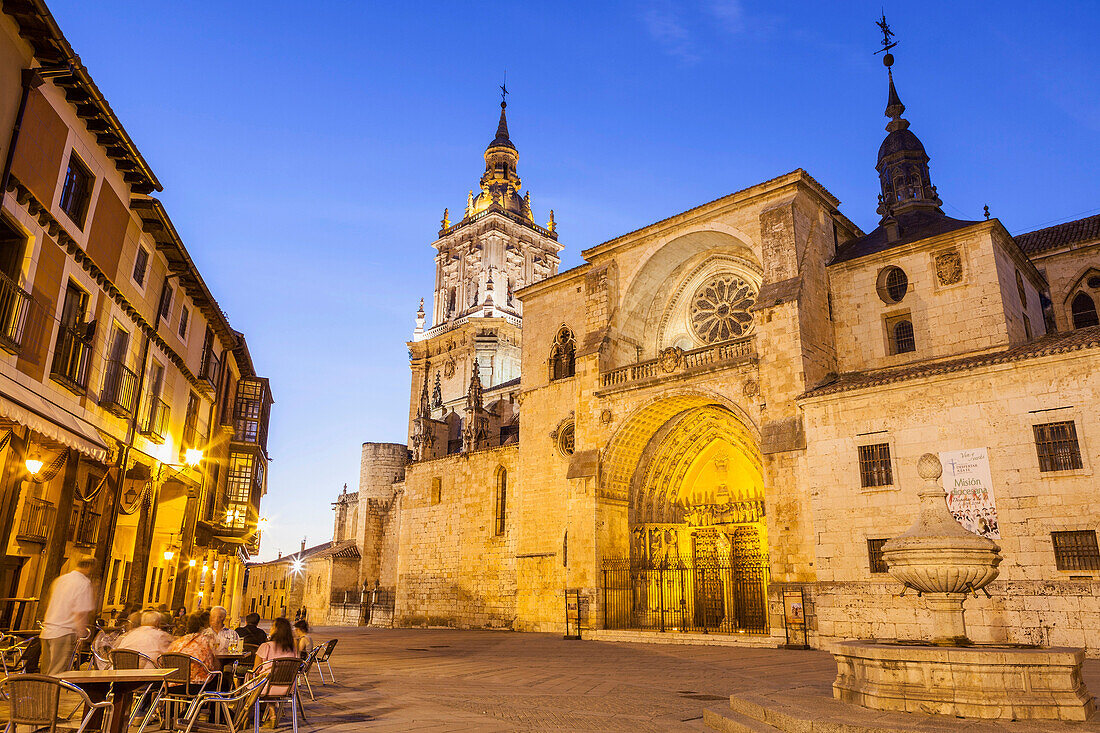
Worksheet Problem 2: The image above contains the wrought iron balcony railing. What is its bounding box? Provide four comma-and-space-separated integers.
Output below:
17, 497, 54, 543
0, 271, 32, 354
140, 397, 170, 443
199, 347, 221, 390
100, 359, 138, 417
68, 505, 101, 547
50, 324, 93, 393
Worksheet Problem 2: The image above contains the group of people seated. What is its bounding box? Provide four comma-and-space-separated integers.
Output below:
102, 606, 314, 685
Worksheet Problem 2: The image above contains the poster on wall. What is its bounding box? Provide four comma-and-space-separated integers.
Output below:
938, 448, 1000, 540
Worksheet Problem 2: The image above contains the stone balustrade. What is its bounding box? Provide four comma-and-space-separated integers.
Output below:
601, 336, 755, 388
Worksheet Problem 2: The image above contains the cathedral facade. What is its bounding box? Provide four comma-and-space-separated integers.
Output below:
332, 65, 1100, 653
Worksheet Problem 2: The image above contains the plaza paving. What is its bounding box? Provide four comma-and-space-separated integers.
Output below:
302, 627, 1100, 731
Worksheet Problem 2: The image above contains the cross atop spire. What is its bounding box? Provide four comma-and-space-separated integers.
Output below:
500, 72, 508, 109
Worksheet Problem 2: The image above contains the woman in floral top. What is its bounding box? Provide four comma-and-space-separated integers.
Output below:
167, 614, 218, 683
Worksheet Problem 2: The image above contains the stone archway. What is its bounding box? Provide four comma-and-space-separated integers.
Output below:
600, 394, 768, 634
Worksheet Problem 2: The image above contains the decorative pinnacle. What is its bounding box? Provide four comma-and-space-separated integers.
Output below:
875, 12, 897, 66
500, 72, 508, 109
984, 205, 990, 220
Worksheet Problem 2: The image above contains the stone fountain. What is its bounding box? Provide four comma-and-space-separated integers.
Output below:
832, 453, 1095, 721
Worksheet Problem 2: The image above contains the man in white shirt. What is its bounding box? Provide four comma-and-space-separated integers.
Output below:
40, 556, 95, 675
115, 610, 174, 667
204, 606, 241, 654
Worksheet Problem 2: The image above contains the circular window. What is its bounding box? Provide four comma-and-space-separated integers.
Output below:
1088, 276, 1100, 290
689, 275, 756, 344
557, 422, 575, 457
877, 267, 908, 304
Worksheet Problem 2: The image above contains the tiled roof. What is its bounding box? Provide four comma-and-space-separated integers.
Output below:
248, 539, 360, 566
830, 209, 978, 265
1014, 214, 1100, 256
800, 325, 1100, 399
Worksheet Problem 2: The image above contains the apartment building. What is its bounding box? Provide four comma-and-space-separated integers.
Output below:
0, 0, 271, 626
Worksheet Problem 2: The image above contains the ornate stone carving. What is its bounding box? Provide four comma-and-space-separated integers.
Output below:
689, 275, 756, 343
443, 358, 456, 378
599, 408, 613, 425
935, 250, 962, 285
742, 379, 759, 398
657, 346, 683, 373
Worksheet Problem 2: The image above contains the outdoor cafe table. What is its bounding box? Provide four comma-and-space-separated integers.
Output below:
59, 668, 172, 733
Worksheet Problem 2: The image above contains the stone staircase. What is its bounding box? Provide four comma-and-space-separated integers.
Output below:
702, 686, 1100, 732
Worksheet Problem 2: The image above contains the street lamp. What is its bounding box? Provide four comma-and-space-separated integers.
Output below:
184, 448, 203, 467
24, 448, 43, 476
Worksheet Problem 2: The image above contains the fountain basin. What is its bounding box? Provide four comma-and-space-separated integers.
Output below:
833, 639, 1095, 721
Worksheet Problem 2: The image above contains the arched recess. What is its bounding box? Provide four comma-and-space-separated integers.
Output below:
1062, 267, 1100, 329
614, 228, 760, 361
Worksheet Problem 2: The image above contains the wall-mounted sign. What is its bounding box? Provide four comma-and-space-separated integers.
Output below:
939, 448, 1000, 540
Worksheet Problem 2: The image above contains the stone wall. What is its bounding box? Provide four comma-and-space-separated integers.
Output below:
394, 446, 518, 628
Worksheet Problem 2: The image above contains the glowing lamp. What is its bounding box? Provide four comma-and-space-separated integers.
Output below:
184, 448, 203, 467
188, 558, 197, 567
291, 559, 304, 574
202, 564, 209, 574
163, 549, 175, 561
24, 457, 43, 476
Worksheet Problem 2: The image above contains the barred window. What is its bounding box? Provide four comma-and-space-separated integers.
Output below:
1051, 530, 1100, 571
1033, 421, 1083, 472
867, 538, 889, 574
858, 443, 893, 487
893, 319, 915, 354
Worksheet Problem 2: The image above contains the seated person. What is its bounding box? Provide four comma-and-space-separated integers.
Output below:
254, 618, 299, 697
204, 605, 241, 654
115, 610, 174, 667
167, 614, 218, 685
292, 620, 313, 659
235, 613, 268, 647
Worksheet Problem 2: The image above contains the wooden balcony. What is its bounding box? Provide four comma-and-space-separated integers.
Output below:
100, 359, 138, 417
600, 336, 756, 392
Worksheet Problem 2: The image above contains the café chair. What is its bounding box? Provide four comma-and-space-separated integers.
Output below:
313, 639, 338, 685
295, 646, 321, 702
173, 673, 268, 733
108, 649, 164, 732
0, 673, 114, 733
253, 659, 306, 733
158, 652, 221, 729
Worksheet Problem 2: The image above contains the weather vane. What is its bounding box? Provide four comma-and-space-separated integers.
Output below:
874, 12, 897, 67
500, 72, 508, 107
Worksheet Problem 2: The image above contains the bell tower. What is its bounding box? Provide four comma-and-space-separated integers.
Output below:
408, 88, 562, 437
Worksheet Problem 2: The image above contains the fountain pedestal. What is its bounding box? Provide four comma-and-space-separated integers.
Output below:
832, 453, 1095, 722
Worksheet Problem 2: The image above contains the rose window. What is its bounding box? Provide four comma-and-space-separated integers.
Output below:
689, 275, 756, 343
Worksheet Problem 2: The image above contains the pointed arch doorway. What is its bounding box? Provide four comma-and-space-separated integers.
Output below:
602, 397, 769, 635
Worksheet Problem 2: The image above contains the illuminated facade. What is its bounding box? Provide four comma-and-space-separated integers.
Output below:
0, 0, 271, 627
334, 66, 1100, 652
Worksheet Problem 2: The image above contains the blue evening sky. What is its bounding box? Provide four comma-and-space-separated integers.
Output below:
46, 1, 1100, 559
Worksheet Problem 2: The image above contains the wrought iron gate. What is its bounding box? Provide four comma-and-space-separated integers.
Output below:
601, 557, 769, 635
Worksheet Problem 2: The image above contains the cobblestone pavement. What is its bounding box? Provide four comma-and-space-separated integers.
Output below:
297, 627, 1100, 732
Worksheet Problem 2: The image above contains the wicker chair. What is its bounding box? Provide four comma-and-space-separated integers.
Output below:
0, 634, 33, 676
108, 649, 164, 732
158, 652, 222, 729
0, 673, 114, 733
254, 658, 306, 733
173, 673, 268, 733
65, 628, 94, 672
313, 639, 338, 684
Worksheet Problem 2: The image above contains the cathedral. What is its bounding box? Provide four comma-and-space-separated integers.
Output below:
322, 52, 1100, 653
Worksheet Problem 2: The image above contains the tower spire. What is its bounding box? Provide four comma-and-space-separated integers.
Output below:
872, 15, 942, 227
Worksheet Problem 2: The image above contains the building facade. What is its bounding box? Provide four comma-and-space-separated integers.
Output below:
332, 58, 1100, 653
0, 0, 271, 628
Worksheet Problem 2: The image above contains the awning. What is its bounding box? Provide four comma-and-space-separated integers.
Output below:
0, 377, 111, 463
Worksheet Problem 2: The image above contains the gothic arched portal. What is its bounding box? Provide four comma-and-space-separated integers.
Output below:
602, 395, 768, 633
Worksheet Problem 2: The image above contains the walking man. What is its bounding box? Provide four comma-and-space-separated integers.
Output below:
40, 556, 95, 675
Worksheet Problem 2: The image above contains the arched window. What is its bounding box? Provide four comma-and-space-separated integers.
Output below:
1071, 292, 1099, 329
493, 467, 507, 536
549, 327, 575, 380
893, 319, 915, 354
